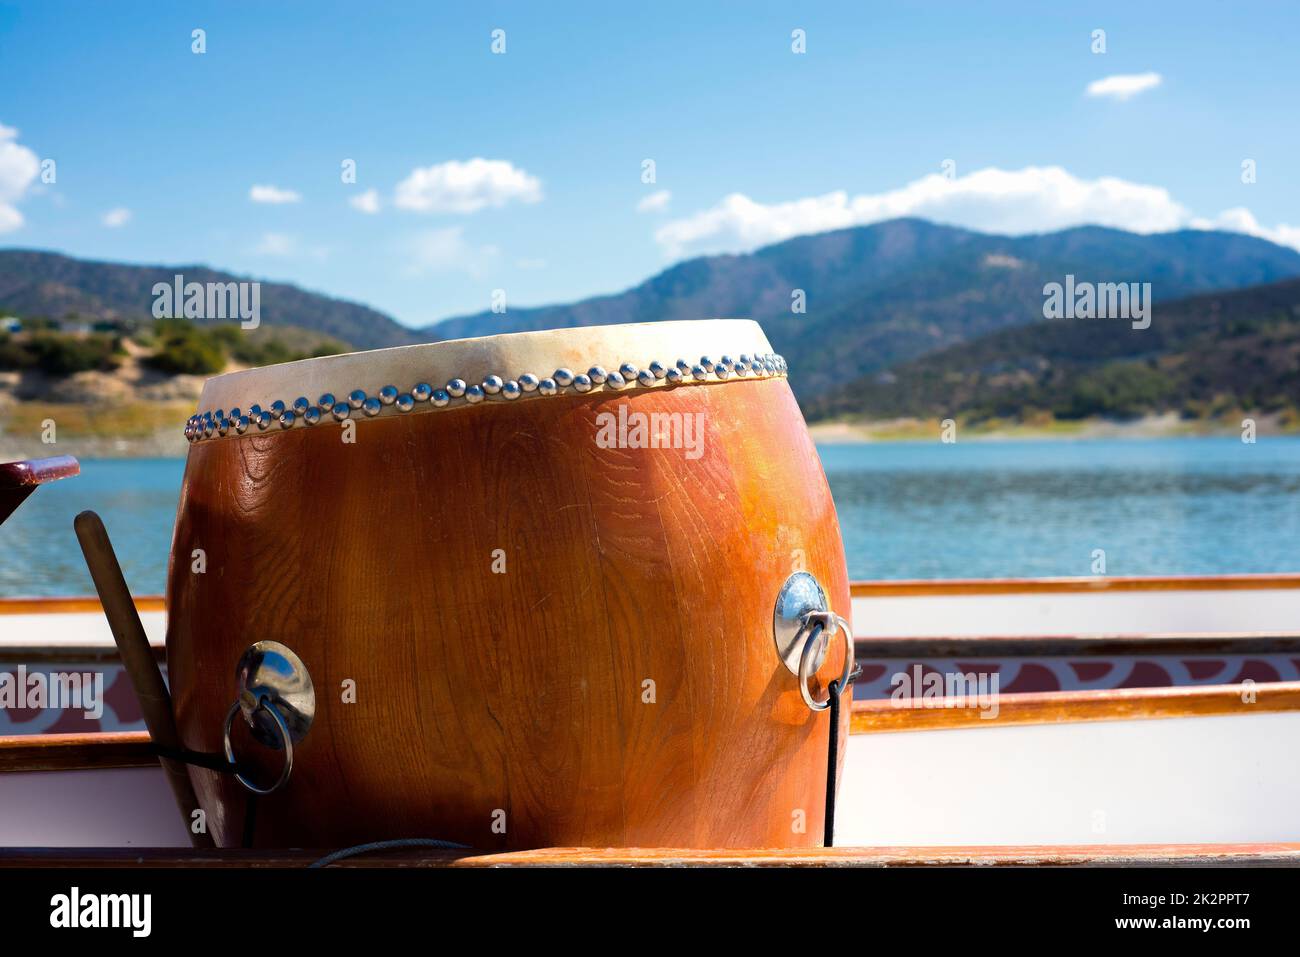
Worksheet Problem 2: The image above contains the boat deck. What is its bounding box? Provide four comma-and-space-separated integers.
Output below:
3, 575, 1300, 861
2, 843, 1297, 868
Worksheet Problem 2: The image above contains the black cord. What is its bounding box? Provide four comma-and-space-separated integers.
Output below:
151, 744, 259, 848
151, 744, 236, 774
308, 838, 470, 869
824, 662, 861, 848
241, 793, 258, 848
825, 679, 842, 847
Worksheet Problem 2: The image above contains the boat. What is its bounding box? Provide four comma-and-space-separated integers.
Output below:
3, 531, 1297, 860
1, 326, 1297, 869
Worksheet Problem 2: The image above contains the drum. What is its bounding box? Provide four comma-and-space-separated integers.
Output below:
166, 319, 852, 850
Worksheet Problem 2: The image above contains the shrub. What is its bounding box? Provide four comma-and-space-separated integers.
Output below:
1054, 363, 1175, 420
0, 333, 33, 370
146, 321, 226, 375
27, 332, 120, 375
216, 325, 348, 367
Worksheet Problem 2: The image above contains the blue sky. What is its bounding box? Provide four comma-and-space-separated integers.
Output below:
2, 1, 1299, 329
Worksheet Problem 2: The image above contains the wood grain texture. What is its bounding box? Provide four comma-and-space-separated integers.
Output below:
0, 731, 154, 771
2, 843, 1296, 868
851, 681, 1300, 733
452, 843, 1300, 867
167, 378, 850, 849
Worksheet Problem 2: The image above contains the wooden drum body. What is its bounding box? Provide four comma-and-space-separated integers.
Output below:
166, 320, 851, 849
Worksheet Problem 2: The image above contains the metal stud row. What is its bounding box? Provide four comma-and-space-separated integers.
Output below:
184, 352, 788, 442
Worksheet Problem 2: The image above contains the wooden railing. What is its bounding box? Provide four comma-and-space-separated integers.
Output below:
0, 643, 165, 664
851, 572, 1300, 597
0, 595, 166, 615
9, 677, 1300, 775
1, 843, 1297, 867
854, 631, 1300, 658
852, 681, 1300, 733
1, 577, 1299, 749
0, 732, 155, 771
3, 572, 1296, 618
0, 595, 166, 663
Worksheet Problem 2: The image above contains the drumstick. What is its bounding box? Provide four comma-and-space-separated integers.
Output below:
74, 510, 214, 849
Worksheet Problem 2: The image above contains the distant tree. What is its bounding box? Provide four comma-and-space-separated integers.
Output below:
309, 340, 345, 358
206, 322, 348, 367
27, 331, 120, 375
1054, 364, 1175, 420
0, 332, 33, 370
146, 320, 226, 375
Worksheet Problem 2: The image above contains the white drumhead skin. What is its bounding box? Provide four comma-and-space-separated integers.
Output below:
197, 319, 775, 412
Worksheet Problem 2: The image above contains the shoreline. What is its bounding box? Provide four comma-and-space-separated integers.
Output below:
0, 400, 191, 460
808, 412, 1293, 444
1, 405, 1292, 460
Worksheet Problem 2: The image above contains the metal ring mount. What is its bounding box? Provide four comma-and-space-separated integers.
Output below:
221, 640, 315, 795
223, 697, 294, 795
773, 571, 830, 675
797, 611, 854, 712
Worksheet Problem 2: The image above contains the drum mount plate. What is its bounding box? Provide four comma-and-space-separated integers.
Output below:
233, 640, 315, 749
772, 571, 830, 676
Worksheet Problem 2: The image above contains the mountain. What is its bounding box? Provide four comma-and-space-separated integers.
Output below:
804, 276, 1300, 423
424, 219, 1300, 396
0, 250, 419, 351
7, 220, 1300, 396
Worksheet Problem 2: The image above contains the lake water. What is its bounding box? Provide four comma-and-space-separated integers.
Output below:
822, 438, 1300, 580
2, 438, 1298, 596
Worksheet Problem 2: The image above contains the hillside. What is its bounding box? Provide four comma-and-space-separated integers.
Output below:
0, 250, 417, 351
805, 277, 1300, 425
424, 219, 1300, 396
0, 319, 351, 459
6, 220, 1300, 406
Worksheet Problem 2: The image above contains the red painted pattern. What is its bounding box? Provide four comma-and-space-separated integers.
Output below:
853, 655, 1300, 700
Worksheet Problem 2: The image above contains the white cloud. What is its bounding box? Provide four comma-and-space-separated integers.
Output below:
254, 232, 297, 255
249, 184, 302, 204
252, 232, 328, 259
1085, 72, 1162, 101
102, 207, 132, 228
636, 189, 672, 213
404, 227, 500, 277
654, 165, 1300, 258
394, 159, 542, 214
0, 123, 40, 234
1192, 207, 1300, 252
654, 166, 1191, 258
350, 188, 380, 214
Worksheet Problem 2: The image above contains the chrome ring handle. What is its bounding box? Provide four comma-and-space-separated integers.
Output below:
223, 697, 294, 795
797, 611, 854, 712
